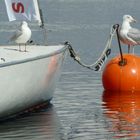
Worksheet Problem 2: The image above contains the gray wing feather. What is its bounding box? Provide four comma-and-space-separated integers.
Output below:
10, 29, 22, 41
127, 28, 140, 43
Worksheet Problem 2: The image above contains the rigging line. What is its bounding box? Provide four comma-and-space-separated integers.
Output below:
66, 26, 116, 71
89, 26, 116, 67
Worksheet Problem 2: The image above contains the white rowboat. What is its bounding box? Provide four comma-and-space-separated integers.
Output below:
0, 45, 68, 119
0, 0, 69, 120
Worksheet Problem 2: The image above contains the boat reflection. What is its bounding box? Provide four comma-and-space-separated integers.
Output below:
0, 104, 65, 140
102, 90, 140, 139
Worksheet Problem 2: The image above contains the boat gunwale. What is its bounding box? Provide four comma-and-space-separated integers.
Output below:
0, 45, 68, 68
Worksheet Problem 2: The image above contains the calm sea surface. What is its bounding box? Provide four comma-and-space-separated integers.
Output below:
1, 0, 140, 139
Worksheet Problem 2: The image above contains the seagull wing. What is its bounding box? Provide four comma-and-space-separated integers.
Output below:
10, 29, 22, 42
127, 28, 140, 44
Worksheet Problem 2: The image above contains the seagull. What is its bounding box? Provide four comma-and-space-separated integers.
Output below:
119, 15, 140, 53
10, 21, 32, 52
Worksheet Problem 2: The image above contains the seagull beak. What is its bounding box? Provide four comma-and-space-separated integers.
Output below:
132, 17, 137, 23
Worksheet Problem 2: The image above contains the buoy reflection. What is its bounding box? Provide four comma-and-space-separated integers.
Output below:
102, 90, 140, 138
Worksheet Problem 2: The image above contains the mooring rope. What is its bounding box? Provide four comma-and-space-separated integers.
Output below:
66, 26, 117, 71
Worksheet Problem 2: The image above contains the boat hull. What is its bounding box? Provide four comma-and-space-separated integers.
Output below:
0, 45, 67, 119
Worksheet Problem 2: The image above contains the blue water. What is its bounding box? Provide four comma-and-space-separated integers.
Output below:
1, 0, 140, 139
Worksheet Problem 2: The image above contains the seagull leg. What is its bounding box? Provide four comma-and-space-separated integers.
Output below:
128, 45, 130, 53
19, 44, 21, 52
132, 46, 135, 54
24, 44, 27, 52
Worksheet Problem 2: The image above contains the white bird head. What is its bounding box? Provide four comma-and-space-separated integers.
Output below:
21, 21, 28, 27
123, 15, 136, 23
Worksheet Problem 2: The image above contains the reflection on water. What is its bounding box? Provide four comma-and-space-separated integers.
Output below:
102, 91, 140, 139
0, 104, 65, 140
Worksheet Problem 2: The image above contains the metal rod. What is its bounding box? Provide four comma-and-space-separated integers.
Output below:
37, 0, 47, 45
39, 8, 45, 28
37, 0, 44, 28
116, 24, 124, 61
113, 24, 126, 66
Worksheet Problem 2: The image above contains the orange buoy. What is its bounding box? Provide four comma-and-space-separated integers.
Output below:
102, 54, 140, 91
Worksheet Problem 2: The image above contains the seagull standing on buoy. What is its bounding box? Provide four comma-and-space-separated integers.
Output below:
10, 21, 32, 52
119, 15, 140, 53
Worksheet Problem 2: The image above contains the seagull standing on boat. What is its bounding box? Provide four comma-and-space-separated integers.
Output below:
119, 15, 140, 53
10, 21, 32, 52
